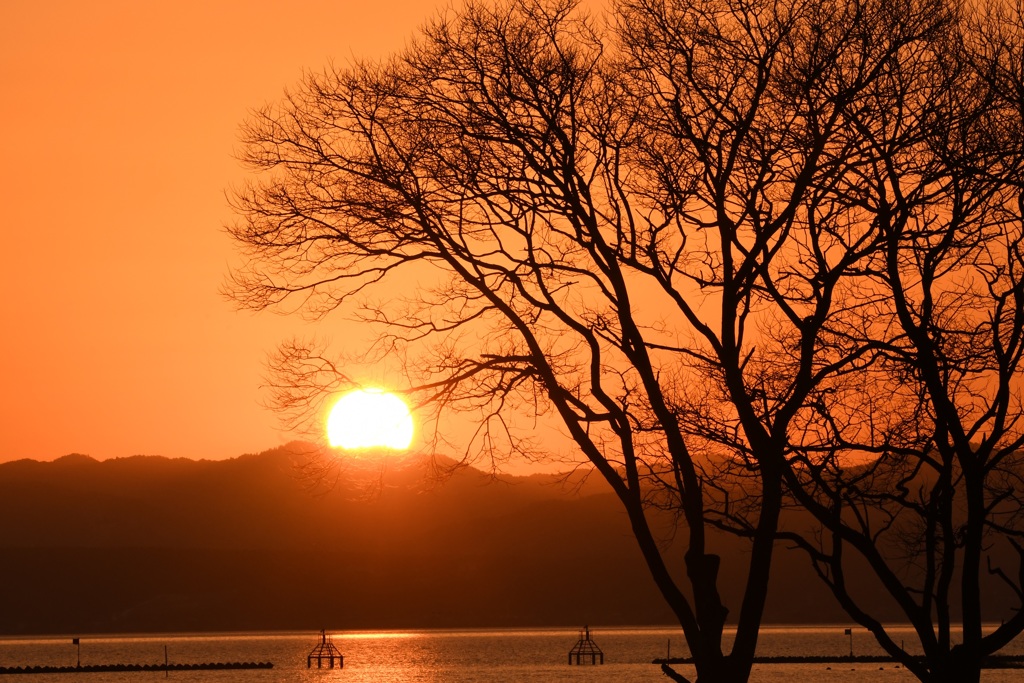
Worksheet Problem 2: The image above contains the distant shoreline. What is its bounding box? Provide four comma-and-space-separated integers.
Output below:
654, 654, 1024, 669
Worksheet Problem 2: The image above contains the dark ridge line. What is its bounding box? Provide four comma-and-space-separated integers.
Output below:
0, 661, 273, 674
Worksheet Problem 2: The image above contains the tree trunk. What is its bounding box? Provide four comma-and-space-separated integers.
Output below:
664, 654, 753, 683
930, 652, 981, 683
727, 467, 783, 681
958, 470, 985, 683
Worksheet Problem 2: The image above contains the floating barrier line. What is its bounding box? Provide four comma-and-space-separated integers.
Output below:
0, 661, 273, 675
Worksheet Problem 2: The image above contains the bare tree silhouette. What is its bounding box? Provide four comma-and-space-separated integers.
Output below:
226, 0, 1024, 681
765, 4, 1024, 681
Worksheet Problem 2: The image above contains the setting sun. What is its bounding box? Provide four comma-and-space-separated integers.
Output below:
326, 389, 415, 451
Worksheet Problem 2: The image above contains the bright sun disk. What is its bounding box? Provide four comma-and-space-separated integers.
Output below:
326, 388, 414, 451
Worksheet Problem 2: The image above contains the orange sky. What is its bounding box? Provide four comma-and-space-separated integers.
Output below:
0, 1, 451, 462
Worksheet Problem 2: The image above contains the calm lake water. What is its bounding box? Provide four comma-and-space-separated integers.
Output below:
0, 626, 1022, 682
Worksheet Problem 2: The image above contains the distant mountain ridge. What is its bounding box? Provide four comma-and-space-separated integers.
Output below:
0, 444, 896, 634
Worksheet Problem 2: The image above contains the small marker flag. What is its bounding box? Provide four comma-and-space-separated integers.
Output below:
844, 628, 852, 635
72, 638, 79, 645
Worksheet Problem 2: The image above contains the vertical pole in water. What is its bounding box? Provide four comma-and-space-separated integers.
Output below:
165, 645, 169, 678
667, 639, 671, 661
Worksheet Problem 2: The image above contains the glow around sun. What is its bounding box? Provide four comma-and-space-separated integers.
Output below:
326, 388, 415, 451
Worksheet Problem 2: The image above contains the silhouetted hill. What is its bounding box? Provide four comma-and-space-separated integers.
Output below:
0, 444, 990, 635
0, 445, 678, 634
